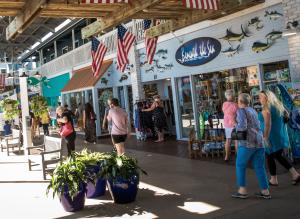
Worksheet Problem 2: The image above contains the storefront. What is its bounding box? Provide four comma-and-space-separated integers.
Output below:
42, 73, 70, 108
137, 3, 292, 140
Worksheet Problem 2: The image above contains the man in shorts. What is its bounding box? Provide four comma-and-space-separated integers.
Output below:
107, 98, 130, 155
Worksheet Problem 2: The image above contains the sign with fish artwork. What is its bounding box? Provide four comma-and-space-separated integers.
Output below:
175, 37, 221, 66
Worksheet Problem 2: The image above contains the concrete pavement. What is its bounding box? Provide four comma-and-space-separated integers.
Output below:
0, 137, 299, 219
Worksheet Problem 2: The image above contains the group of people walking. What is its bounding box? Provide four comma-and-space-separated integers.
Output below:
222, 89, 300, 199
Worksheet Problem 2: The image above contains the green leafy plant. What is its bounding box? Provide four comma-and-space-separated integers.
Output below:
30, 96, 48, 117
46, 157, 89, 199
0, 99, 20, 120
75, 149, 110, 166
100, 153, 147, 182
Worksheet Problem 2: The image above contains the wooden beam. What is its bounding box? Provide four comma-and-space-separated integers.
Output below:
145, 0, 254, 38
81, 0, 164, 39
6, 0, 47, 41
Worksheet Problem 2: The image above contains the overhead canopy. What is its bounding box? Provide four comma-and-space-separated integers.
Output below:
61, 60, 112, 93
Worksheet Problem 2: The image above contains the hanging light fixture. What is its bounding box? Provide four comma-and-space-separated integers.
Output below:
20, 72, 29, 77
7, 73, 14, 79
34, 71, 41, 77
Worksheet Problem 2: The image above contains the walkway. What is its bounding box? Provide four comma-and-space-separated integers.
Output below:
1, 136, 300, 218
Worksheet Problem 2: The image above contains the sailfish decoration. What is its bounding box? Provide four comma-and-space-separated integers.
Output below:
27, 76, 51, 88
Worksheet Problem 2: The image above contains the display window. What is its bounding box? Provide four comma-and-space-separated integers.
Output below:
262, 60, 290, 88
193, 66, 260, 139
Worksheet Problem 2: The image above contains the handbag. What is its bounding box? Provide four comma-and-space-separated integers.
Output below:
60, 122, 74, 137
231, 108, 248, 140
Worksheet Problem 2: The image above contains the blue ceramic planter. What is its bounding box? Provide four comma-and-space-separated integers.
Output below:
60, 184, 86, 212
107, 175, 139, 204
85, 165, 107, 198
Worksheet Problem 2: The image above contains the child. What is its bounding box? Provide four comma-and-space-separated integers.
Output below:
3, 121, 12, 136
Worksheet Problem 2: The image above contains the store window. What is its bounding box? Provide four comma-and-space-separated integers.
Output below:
143, 84, 158, 99
177, 76, 194, 138
193, 66, 260, 139
98, 88, 113, 134
262, 60, 290, 89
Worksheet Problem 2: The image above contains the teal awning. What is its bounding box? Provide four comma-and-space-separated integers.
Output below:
42, 73, 70, 98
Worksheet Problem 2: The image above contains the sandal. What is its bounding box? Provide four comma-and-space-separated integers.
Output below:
292, 176, 300, 185
269, 181, 279, 186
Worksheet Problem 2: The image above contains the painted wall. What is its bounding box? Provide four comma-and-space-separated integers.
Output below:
139, 4, 289, 82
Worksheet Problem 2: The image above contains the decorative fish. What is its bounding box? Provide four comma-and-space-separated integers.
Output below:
165, 64, 173, 69
220, 25, 250, 42
101, 77, 108, 85
265, 30, 282, 41
276, 84, 294, 111
119, 74, 128, 82
140, 61, 148, 67
248, 17, 264, 30
27, 77, 40, 86
162, 56, 167, 60
252, 40, 272, 53
145, 66, 154, 73
156, 49, 168, 55
264, 10, 283, 20
222, 44, 241, 57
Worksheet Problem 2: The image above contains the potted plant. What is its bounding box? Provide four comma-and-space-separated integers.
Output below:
46, 157, 89, 212
0, 99, 20, 122
100, 153, 147, 204
30, 96, 48, 117
75, 149, 109, 198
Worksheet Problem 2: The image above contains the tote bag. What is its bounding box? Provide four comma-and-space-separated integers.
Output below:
60, 122, 74, 137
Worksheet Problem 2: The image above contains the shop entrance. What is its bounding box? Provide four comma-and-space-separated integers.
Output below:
142, 79, 176, 136
98, 88, 113, 135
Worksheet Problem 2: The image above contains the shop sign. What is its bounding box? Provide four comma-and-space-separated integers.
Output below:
175, 37, 221, 66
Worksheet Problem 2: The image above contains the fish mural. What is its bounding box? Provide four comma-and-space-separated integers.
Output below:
155, 49, 168, 56
27, 76, 51, 88
265, 30, 282, 41
145, 66, 155, 73
222, 44, 241, 57
119, 74, 128, 82
248, 17, 264, 30
264, 10, 283, 20
220, 25, 250, 42
252, 40, 273, 53
101, 77, 108, 85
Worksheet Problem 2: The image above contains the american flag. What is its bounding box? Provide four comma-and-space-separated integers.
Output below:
144, 20, 158, 65
0, 74, 5, 89
91, 37, 108, 77
117, 24, 136, 73
81, 0, 129, 3
182, 0, 219, 10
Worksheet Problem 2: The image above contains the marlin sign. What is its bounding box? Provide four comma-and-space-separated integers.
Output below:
175, 37, 221, 66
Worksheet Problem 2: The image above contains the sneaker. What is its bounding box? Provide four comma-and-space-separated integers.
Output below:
231, 192, 248, 199
84, 140, 88, 144
255, 192, 271, 199
93, 142, 96, 144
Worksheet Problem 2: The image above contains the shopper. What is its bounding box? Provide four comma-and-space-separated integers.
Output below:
40, 110, 50, 136
56, 106, 76, 156
222, 89, 238, 161
76, 103, 83, 130
232, 93, 270, 199
30, 111, 40, 139
3, 121, 12, 136
102, 99, 112, 133
107, 98, 130, 155
259, 90, 300, 186
83, 102, 97, 144
142, 95, 167, 143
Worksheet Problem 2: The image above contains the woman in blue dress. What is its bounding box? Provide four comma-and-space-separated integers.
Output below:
259, 90, 300, 186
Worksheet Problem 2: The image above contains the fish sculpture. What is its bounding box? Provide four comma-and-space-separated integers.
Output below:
155, 49, 168, 56
265, 30, 282, 41
222, 44, 241, 57
27, 76, 51, 88
164, 64, 174, 69
220, 25, 250, 42
101, 77, 108, 85
264, 10, 283, 20
248, 17, 264, 30
140, 60, 148, 67
252, 40, 272, 53
119, 74, 128, 82
145, 66, 154, 73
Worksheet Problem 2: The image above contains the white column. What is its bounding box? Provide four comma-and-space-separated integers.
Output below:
171, 77, 181, 139
113, 86, 118, 98
72, 29, 76, 50
283, 0, 300, 88
92, 87, 100, 136
54, 41, 58, 58
19, 72, 31, 156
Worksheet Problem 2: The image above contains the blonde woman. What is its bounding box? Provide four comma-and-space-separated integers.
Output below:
222, 89, 238, 161
259, 90, 300, 186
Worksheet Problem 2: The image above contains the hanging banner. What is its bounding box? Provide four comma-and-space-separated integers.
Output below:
175, 37, 221, 66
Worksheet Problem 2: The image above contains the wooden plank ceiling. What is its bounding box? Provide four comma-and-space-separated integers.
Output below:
0, 0, 263, 61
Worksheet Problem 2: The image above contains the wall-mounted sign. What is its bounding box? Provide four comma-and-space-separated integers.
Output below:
175, 37, 221, 66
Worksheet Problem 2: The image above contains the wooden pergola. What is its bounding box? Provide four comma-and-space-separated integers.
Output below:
0, 0, 263, 60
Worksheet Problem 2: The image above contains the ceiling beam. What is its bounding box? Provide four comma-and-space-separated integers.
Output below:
81, 0, 164, 39
6, 0, 48, 41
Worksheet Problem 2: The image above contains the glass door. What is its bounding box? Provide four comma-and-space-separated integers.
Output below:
176, 76, 195, 138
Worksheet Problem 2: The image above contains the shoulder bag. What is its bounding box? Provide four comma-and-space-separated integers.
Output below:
231, 109, 247, 141
60, 122, 74, 137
